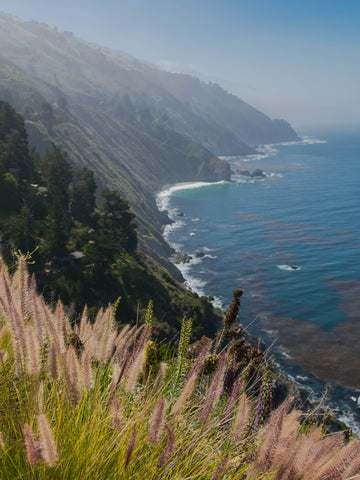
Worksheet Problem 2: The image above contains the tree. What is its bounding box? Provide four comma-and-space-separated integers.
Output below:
69, 167, 97, 225
0, 101, 33, 180
96, 189, 137, 261
0, 173, 20, 216
0, 207, 36, 264
41, 145, 73, 257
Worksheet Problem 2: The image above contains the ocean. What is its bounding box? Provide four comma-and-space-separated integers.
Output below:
157, 126, 360, 433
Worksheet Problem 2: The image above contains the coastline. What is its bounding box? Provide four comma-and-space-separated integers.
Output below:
156, 180, 228, 210
154, 136, 360, 436
155, 136, 327, 303
156, 179, 229, 308
154, 138, 308, 297
155, 179, 356, 436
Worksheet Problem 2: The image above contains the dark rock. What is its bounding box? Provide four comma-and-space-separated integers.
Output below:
237, 169, 266, 178
172, 252, 192, 264
237, 169, 252, 177
252, 168, 266, 177
176, 212, 184, 217
196, 252, 205, 258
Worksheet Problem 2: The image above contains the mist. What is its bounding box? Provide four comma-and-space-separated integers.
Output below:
1, 0, 359, 128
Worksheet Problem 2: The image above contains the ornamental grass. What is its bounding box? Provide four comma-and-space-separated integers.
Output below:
0, 258, 359, 479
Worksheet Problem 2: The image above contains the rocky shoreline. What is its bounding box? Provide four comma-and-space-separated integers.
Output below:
171, 250, 206, 264
235, 168, 266, 178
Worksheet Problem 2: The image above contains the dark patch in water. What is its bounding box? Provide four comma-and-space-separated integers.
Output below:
326, 278, 360, 322
262, 310, 360, 389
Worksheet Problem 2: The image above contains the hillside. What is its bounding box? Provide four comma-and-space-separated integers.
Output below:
142, 69, 299, 148
0, 13, 299, 264
0, 13, 298, 153
0, 100, 222, 339
0, 55, 224, 254
0, 12, 301, 300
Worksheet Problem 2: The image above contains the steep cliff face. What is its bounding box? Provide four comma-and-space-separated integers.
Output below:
0, 100, 223, 338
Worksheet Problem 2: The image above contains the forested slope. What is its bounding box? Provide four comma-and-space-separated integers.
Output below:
0, 101, 221, 339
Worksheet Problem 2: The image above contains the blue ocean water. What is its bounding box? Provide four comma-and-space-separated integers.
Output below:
157, 126, 360, 432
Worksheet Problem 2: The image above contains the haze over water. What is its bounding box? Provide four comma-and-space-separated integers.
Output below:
158, 126, 360, 431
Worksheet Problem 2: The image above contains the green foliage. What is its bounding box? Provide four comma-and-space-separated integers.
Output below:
111, 296, 122, 322
145, 300, 153, 327
144, 340, 158, 374
0, 100, 34, 180
1, 207, 37, 265
0, 261, 356, 480
97, 188, 138, 257
0, 101, 220, 343
13, 246, 39, 265
173, 318, 192, 390
0, 173, 19, 215
69, 167, 96, 226
41, 144, 73, 257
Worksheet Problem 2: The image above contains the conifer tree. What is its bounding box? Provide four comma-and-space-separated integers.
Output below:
41, 145, 73, 257
97, 189, 137, 257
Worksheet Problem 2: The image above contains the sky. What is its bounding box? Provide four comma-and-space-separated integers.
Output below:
1, 0, 360, 128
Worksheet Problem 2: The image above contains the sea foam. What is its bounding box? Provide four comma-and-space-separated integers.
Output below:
277, 264, 302, 271
266, 136, 327, 147
156, 180, 228, 212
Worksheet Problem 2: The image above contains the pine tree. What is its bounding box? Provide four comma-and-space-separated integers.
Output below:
41, 145, 73, 257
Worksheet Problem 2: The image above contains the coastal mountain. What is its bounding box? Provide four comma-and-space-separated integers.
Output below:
0, 13, 297, 155
0, 12, 298, 268
141, 69, 298, 149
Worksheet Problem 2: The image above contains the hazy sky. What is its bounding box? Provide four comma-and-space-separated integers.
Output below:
1, 0, 359, 127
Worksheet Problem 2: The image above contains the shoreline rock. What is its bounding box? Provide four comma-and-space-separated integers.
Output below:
236, 168, 266, 178
172, 252, 193, 264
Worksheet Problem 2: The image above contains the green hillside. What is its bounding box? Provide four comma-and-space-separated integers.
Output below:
0, 100, 222, 339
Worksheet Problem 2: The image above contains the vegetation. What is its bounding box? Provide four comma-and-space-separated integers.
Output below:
0, 259, 359, 479
0, 100, 221, 340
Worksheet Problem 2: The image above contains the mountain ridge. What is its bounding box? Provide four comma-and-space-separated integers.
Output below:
0, 12, 298, 274
0, 12, 298, 152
